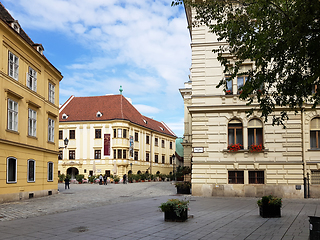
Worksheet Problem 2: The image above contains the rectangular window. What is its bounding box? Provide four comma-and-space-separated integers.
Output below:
135, 132, 139, 141
69, 130, 75, 139
170, 141, 172, 149
48, 82, 55, 104
113, 129, 116, 138
58, 151, 63, 160
117, 129, 122, 138
28, 109, 37, 137
118, 149, 122, 159
95, 150, 101, 159
162, 155, 165, 164
47, 162, 53, 181
134, 151, 138, 160
27, 67, 37, 91
155, 138, 158, 146
48, 118, 54, 142
8, 51, 19, 80
228, 171, 244, 184
170, 156, 172, 164
237, 76, 247, 94
59, 130, 63, 140
7, 157, 17, 183
146, 152, 149, 162
146, 135, 150, 144
95, 129, 101, 138
113, 149, 116, 159
28, 160, 35, 182
123, 129, 127, 138
226, 77, 232, 95
162, 140, 165, 148
311, 171, 320, 184
69, 150, 75, 160
249, 171, 264, 184
8, 99, 18, 131
155, 154, 158, 163
123, 149, 127, 159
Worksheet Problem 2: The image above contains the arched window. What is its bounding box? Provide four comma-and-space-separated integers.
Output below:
310, 118, 320, 149
248, 119, 263, 147
228, 119, 243, 146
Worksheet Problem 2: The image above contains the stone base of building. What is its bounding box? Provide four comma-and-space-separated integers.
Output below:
0, 189, 58, 204
192, 184, 304, 199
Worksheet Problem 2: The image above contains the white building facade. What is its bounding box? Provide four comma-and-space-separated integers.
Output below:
180, 6, 320, 198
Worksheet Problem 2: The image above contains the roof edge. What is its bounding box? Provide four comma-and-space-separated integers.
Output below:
59, 95, 75, 113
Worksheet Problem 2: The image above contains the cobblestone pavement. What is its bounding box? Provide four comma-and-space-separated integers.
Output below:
0, 182, 319, 239
0, 182, 177, 221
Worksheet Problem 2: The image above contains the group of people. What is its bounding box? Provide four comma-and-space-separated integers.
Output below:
98, 174, 108, 185
64, 173, 128, 189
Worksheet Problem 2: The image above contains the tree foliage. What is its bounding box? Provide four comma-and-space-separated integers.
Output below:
173, 0, 320, 125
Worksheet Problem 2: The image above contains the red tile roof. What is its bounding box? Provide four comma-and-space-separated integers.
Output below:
59, 95, 176, 137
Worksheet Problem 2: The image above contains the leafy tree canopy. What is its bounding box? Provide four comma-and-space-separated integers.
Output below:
173, 0, 320, 126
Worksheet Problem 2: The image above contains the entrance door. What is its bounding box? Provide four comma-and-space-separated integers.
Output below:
67, 167, 79, 179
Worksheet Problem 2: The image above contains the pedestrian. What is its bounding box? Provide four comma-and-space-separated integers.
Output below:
103, 174, 107, 185
123, 174, 127, 184
99, 174, 103, 185
64, 176, 70, 189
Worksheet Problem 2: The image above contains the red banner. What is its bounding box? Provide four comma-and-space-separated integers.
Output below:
104, 134, 110, 156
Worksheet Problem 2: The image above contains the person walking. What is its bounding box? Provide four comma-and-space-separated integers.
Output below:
64, 176, 70, 189
103, 174, 107, 185
123, 174, 127, 184
99, 174, 103, 185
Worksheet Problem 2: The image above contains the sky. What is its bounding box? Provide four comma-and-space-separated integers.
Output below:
2, 0, 191, 137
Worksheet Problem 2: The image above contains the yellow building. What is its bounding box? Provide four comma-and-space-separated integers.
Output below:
58, 94, 176, 180
0, 3, 63, 203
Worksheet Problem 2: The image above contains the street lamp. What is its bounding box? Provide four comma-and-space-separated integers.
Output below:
59, 138, 69, 149
172, 154, 175, 181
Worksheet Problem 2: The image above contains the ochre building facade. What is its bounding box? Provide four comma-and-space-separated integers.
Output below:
0, 3, 63, 203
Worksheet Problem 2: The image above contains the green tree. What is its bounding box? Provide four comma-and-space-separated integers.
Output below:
173, 0, 320, 126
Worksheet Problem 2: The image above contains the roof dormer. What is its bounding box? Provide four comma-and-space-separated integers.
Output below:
33, 44, 44, 55
11, 20, 20, 33
96, 111, 102, 117
62, 113, 68, 119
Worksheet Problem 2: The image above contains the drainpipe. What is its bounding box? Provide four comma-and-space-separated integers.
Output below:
301, 108, 307, 198
150, 132, 153, 175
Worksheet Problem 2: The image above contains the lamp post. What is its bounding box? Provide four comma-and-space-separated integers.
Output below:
59, 138, 69, 149
172, 154, 175, 181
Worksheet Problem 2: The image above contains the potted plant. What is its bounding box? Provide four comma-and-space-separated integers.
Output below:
128, 174, 133, 183
58, 173, 65, 183
175, 182, 191, 194
159, 198, 189, 222
249, 144, 264, 153
226, 90, 232, 95
257, 195, 282, 218
113, 175, 120, 184
88, 175, 95, 184
228, 143, 243, 152
75, 174, 84, 184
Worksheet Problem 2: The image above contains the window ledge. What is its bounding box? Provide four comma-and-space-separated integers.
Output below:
27, 135, 38, 140
6, 129, 19, 135
47, 141, 55, 145
308, 149, 320, 151
223, 149, 268, 153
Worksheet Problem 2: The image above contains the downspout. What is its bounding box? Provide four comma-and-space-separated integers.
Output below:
301, 108, 307, 198
150, 132, 153, 175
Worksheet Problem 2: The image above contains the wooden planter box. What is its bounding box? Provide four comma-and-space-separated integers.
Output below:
164, 209, 188, 222
177, 187, 191, 194
259, 205, 281, 218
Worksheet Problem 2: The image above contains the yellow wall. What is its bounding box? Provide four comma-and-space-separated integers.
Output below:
0, 19, 62, 203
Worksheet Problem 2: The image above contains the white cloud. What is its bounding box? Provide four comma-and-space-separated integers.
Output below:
134, 104, 160, 114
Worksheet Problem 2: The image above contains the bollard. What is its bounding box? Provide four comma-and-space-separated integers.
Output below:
309, 216, 320, 240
